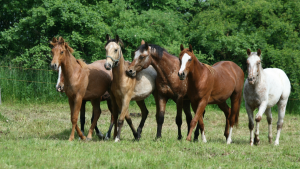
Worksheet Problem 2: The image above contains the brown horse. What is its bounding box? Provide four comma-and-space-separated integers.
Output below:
104, 35, 157, 142
126, 40, 202, 140
56, 66, 114, 140
50, 37, 113, 141
178, 44, 244, 144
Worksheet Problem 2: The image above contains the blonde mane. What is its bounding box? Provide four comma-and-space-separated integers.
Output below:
76, 59, 88, 68
203, 63, 215, 75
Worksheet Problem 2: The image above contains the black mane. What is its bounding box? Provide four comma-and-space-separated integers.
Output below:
137, 44, 167, 58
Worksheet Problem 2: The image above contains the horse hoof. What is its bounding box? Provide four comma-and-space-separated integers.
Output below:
96, 133, 104, 140
115, 138, 120, 142
178, 135, 183, 140
226, 138, 232, 144
274, 141, 279, 146
86, 137, 92, 141
254, 137, 260, 145
193, 138, 199, 142
186, 137, 191, 142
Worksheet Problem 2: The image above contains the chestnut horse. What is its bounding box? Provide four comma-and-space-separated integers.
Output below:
104, 35, 157, 142
127, 40, 202, 140
56, 66, 114, 140
178, 44, 244, 144
50, 37, 113, 141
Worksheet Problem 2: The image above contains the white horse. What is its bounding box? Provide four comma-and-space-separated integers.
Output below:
243, 49, 291, 146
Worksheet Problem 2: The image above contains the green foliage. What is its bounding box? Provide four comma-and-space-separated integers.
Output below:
0, 0, 300, 103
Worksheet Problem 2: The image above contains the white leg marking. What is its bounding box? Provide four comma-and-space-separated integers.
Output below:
201, 131, 207, 143
250, 129, 254, 146
274, 129, 281, 145
227, 127, 233, 144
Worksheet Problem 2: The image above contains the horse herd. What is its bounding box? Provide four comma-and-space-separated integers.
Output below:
50, 35, 290, 146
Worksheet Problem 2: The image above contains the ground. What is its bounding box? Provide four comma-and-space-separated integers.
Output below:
0, 102, 299, 168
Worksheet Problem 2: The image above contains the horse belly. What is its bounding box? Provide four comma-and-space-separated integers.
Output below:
132, 71, 155, 101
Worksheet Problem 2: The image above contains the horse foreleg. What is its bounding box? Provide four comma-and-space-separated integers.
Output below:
275, 99, 287, 146
183, 100, 192, 138
187, 100, 207, 142
255, 101, 267, 145
69, 97, 85, 141
87, 98, 101, 140
245, 103, 254, 146
217, 102, 231, 142
136, 100, 149, 140
91, 107, 104, 140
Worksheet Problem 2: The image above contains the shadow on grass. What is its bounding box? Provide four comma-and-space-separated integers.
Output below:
206, 137, 249, 145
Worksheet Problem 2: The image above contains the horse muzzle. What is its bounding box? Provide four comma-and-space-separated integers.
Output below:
126, 69, 136, 77
51, 63, 59, 71
104, 63, 112, 70
56, 85, 64, 92
248, 77, 255, 85
178, 71, 186, 80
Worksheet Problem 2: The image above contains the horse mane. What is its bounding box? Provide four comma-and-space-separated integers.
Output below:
137, 44, 168, 59
105, 38, 124, 48
76, 59, 88, 68
203, 63, 215, 75
50, 37, 74, 54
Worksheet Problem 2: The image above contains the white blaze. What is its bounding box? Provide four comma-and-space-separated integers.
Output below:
179, 53, 191, 73
56, 66, 62, 88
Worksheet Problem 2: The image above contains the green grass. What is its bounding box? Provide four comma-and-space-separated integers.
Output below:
0, 102, 300, 168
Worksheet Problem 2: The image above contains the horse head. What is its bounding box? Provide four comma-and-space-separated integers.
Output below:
178, 44, 194, 80
246, 49, 262, 85
104, 34, 124, 70
126, 40, 152, 77
50, 37, 74, 71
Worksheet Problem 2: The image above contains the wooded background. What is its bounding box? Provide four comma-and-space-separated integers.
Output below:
0, 0, 299, 105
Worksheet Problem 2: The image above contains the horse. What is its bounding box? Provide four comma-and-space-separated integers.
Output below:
178, 44, 244, 144
56, 66, 114, 140
104, 35, 157, 142
244, 49, 291, 146
126, 40, 202, 140
50, 36, 113, 141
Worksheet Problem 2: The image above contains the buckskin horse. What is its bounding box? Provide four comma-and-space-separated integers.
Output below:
178, 44, 244, 144
126, 40, 202, 140
244, 49, 290, 146
104, 35, 157, 142
50, 37, 113, 141
56, 66, 114, 140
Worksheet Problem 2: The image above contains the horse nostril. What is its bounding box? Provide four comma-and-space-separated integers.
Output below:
129, 69, 133, 73
182, 72, 185, 76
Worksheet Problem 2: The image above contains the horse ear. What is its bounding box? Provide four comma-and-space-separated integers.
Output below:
58, 37, 65, 44
189, 44, 193, 52
257, 49, 261, 57
141, 40, 145, 45
247, 48, 251, 56
106, 34, 110, 42
50, 37, 57, 46
116, 35, 119, 43
145, 42, 149, 50
180, 44, 184, 51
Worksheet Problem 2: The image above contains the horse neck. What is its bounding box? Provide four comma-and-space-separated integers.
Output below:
188, 59, 206, 85
150, 52, 178, 81
111, 53, 126, 83
60, 52, 81, 84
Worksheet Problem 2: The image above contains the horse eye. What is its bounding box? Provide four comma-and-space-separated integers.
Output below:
115, 49, 118, 52
188, 58, 192, 61
257, 62, 260, 65
140, 55, 145, 59
61, 51, 64, 54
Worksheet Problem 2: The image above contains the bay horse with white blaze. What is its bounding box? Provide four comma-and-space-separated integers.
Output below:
126, 40, 202, 140
178, 44, 244, 144
244, 49, 290, 146
50, 37, 112, 141
104, 35, 157, 142
56, 66, 114, 140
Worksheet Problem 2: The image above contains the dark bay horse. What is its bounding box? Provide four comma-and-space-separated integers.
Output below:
56, 66, 114, 140
126, 40, 201, 140
50, 37, 112, 141
178, 44, 244, 144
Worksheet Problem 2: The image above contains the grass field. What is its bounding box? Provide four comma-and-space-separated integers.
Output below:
0, 101, 300, 168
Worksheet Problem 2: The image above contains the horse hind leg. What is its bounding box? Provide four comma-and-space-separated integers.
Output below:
91, 107, 104, 140
183, 100, 193, 139
87, 98, 102, 141
175, 98, 184, 140
80, 100, 87, 136
136, 100, 149, 140
275, 99, 287, 146
265, 108, 272, 143
217, 102, 231, 143
104, 98, 114, 140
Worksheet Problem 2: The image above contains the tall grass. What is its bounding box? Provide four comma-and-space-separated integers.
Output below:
0, 65, 67, 104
